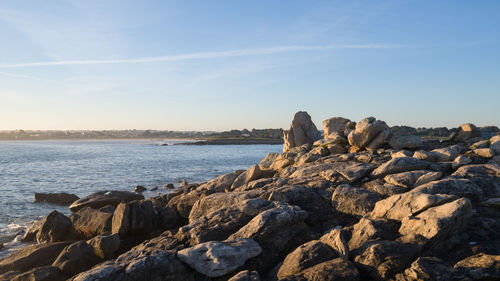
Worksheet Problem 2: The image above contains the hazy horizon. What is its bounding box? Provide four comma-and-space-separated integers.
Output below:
1, 1, 499, 131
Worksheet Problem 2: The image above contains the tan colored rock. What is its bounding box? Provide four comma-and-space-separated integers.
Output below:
331, 185, 381, 217
451, 123, 481, 142
0, 242, 71, 274
319, 228, 349, 258
399, 198, 472, 243
490, 135, 500, 155
454, 253, 500, 280
395, 257, 466, 281
52, 241, 101, 277
371, 157, 430, 178
370, 192, 457, 221
384, 170, 429, 188
36, 210, 72, 243
280, 258, 360, 281
283, 111, 321, 152
412, 177, 483, 201
414, 171, 443, 186
348, 218, 398, 251
322, 117, 353, 138
70, 206, 114, 239
348, 117, 392, 151
474, 148, 494, 158
391, 150, 414, 158
452, 155, 472, 169
87, 234, 120, 259
228, 270, 261, 281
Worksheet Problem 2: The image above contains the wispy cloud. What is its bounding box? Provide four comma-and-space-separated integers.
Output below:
0, 44, 409, 68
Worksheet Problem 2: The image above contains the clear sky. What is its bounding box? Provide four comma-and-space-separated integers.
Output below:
0, 0, 499, 130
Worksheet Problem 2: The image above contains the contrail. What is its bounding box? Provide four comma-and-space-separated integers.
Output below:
0, 44, 409, 68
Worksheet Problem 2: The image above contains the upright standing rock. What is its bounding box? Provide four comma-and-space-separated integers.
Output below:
322, 117, 354, 139
283, 111, 321, 152
348, 117, 392, 151
450, 123, 481, 142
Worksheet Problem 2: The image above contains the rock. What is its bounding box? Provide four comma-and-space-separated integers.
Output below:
335, 163, 375, 183
280, 258, 360, 281
452, 155, 472, 169
389, 136, 422, 150
348, 117, 392, 151
395, 257, 466, 281
52, 241, 101, 277
199, 170, 245, 193
69, 191, 144, 212
349, 218, 399, 251
451, 123, 481, 142
412, 177, 483, 201
474, 148, 494, 158
331, 185, 381, 217
70, 206, 114, 239
163, 183, 175, 189
490, 135, 500, 155
370, 192, 457, 221
353, 240, 420, 280
8, 266, 66, 281
229, 203, 309, 272
277, 240, 337, 279
259, 152, 279, 169
21, 220, 43, 242
189, 192, 253, 222
34, 193, 79, 205
289, 163, 336, 179
134, 185, 147, 193
87, 234, 120, 259
414, 171, 443, 187
384, 170, 429, 189
0, 242, 71, 274
471, 139, 490, 149
371, 157, 430, 178
362, 179, 406, 197
322, 117, 352, 138
327, 143, 346, 154
454, 253, 500, 280
429, 146, 461, 162
167, 190, 202, 219
283, 111, 321, 152
319, 228, 349, 258
36, 210, 72, 243
177, 238, 262, 278
399, 198, 472, 245
228, 270, 261, 281
112, 200, 155, 237
392, 150, 414, 158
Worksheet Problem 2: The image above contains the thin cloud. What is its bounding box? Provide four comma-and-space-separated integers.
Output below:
0, 44, 409, 68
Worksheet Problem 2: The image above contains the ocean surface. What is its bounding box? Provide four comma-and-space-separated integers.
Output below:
0, 139, 281, 257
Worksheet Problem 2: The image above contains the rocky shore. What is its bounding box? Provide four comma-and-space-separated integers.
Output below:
1, 111, 499, 281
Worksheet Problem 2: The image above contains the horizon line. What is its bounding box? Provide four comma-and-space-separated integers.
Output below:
0, 44, 410, 68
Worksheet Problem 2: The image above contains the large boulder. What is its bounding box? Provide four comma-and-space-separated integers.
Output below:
36, 210, 72, 243
395, 257, 466, 281
87, 234, 120, 259
319, 228, 349, 258
371, 157, 430, 178
353, 240, 420, 280
177, 238, 261, 278
283, 111, 321, 152
348, 218, 399, 251
322, 117, 353, 138
70, 205, 114, 239
280, 258, 360, 281
188, 192, 253, 222
370, 192, 457, 221
69, 191, 144, 212
111, 200, 155, 237
0, 242, 71, 274
331, 185, 381, 217
52, 241, 101, 277
399, 198, 472, 246
6, 266, 66, 281
454, 253, 500, 280
451, 123, 481, 142
277, 240, 337, 279
348, 117, 392, 151
412, 177, 483, 201
34, 192, 79, 205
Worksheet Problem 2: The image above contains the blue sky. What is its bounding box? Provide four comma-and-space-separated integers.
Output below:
0, 0, 499, 130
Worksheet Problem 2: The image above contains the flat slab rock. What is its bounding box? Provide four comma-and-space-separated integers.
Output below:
177, 238, 262, 278
69, 190, 144, 212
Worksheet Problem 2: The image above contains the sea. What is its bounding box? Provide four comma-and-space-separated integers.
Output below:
0, 139, 282, 258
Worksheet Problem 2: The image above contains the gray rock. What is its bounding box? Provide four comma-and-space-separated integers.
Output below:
280, 258, 360, 281
322, 117, 353, 138
395, 257, 466, 281
177, 238, 262, 278
228, 270, 261, 281
384, 170, 429, 189
349, 217, 399, 251
69, 191, 144, 212
111, 200, 155, 237
429, 146, 461, 162
71, 206, 114, 239
21, 220, 43, 242
331, 185, 381, 217
348, 117, 392, 151
87, 234, 120, 259
412, 177, 483, 201
283, 111, 321, 152
389, 136, 422, 150
451, 123, 481, 142
371, 157, 430, 178
490, 135, 500, 155
336, 163, 375, 183
8, 266, 66, 281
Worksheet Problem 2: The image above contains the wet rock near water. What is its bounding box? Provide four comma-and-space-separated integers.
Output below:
34, 192, 80, 205
3, 111, 500, 280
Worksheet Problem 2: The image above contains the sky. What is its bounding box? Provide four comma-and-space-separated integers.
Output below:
0, 0, 499, 131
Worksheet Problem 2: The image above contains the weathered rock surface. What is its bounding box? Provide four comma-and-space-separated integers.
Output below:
454, 253, 500, 280
394, 257, 466, 281
322, 117, 353, 138
69, 191, 144, 212
177, 238, 261, 278
0, 242, 71, 274
34, 192, 79, 205
6, 266, 66, 281
451, 123, 481, 142
348, 117, 392, 151
389, 135, 422, 150
36, 210, 72, 243
71, 205, 114, 239
228, 270, 261, 281
371, 157, 430, 178
283, 111, 321, 152
87, 234, 120, 259
331, 185, 381, 217
52, 241, 101, 277
280, 258, 360, 281
349, 217, 399, 251
111, 200, 155, 237
412, 177, 483, 201
319, 228, 349, 258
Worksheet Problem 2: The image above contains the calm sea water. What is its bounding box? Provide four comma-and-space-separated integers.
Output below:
0, 139, 281, 256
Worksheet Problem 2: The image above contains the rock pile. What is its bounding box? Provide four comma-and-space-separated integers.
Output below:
1, 111, 499, 281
